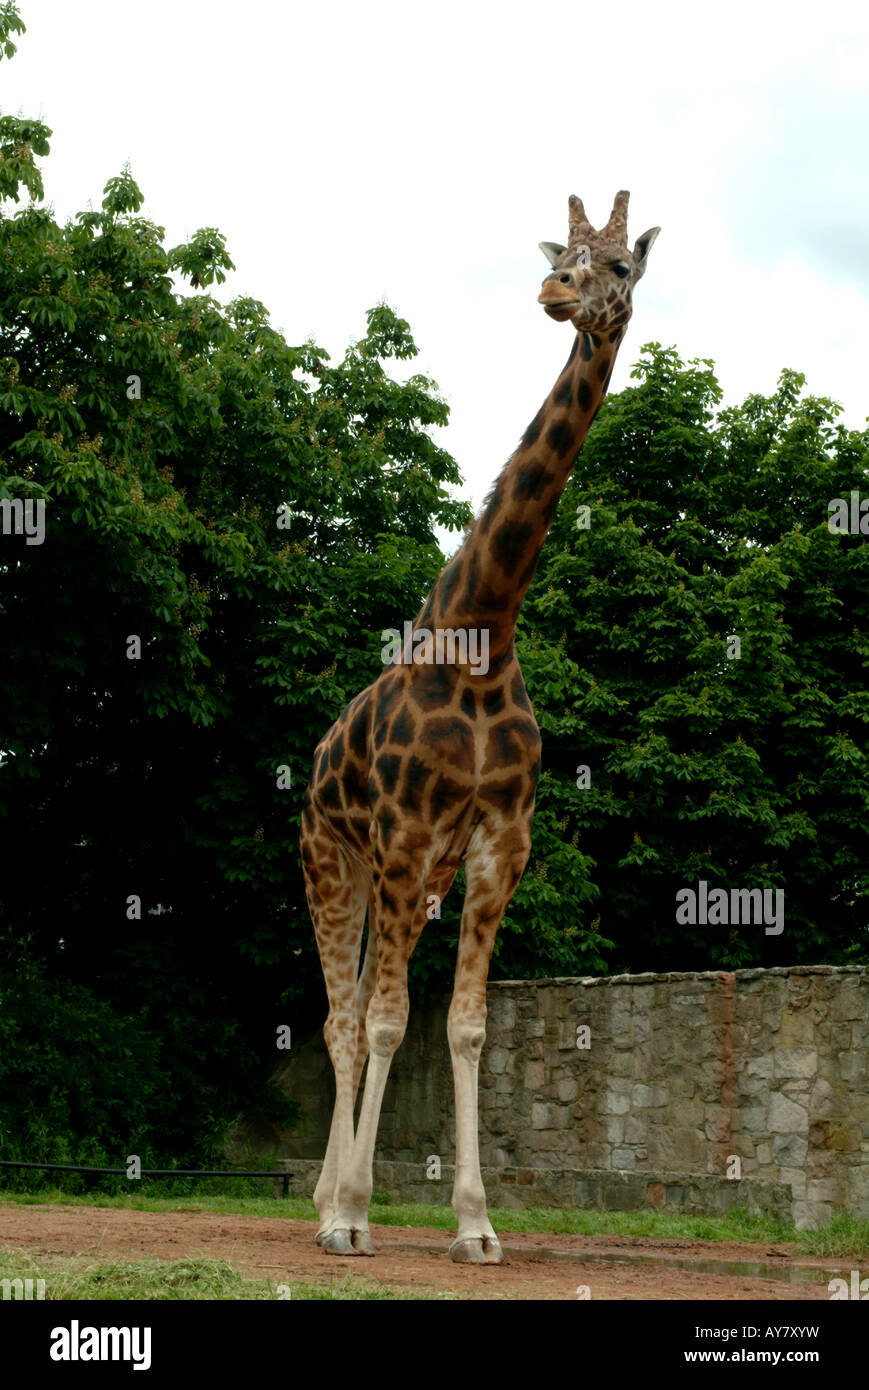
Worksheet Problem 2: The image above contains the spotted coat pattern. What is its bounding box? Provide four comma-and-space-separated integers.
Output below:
300, 190, 660, 1263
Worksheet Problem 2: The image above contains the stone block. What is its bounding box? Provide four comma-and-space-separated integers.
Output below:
779, 1165, 807, 1198
739, 1102, 766, 1135
608, 1051, 634, 1076
605, 1116, 625, 1144
632, 1083, 668, 1108
831, 988, 866, 1022
838, 1050, 866, 1084
775, 1047, 818, 1078
847, 1165, 869, 1214
611, 1147, 636, 1171
704, 1108, 732, 1143
808, 1077, 835, 1116
744, 1053, 774, 1078
632, 1014, 652, 1045
738, 1075, 769, 1099
606, 1175, 647, 1209
624, 1115, 647, 1144
778, 1010, 815, 1045
524, 1060, 544, 1091
772, 1134, 808, 1167
673, 1129, 705, 1166
831, 1023, 853, 1051
492, 997, 516, 1031
806, 1178, 842, 1202
769, 1092, 807, 1134
793, 1201, 830, 1230
831, 1126, 858, 1154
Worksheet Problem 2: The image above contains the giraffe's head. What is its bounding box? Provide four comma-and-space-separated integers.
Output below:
538, 190, 659, 333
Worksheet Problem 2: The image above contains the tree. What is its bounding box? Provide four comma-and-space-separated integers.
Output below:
0, 2, 470, 1167
514, 344, 869, 972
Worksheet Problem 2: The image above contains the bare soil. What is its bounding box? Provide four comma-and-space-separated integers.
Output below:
0, 1203, 845, 1300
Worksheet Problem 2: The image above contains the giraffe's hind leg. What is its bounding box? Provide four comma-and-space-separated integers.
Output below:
301, 800, 373, 1255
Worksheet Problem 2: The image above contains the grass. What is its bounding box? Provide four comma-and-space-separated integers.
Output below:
0, 1245, 465, 1300
2, 1183, 868, 1259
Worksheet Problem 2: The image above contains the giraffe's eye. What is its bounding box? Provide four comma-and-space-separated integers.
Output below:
612, 263, 631, 278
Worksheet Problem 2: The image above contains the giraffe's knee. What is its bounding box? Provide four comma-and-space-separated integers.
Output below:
448, 1015, 486, 1062
366, 998, 408, 1057
366, 1019, 406, 1056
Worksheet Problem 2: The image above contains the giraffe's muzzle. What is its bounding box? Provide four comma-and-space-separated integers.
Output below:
538, 280, 582, 321
540, 298, 580, 321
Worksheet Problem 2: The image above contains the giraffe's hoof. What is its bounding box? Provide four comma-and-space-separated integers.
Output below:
319, 1228, 357, 1255
351, 1229, 374, 1255
449, 1236, 504, 1265
319, 1227, 374, 1256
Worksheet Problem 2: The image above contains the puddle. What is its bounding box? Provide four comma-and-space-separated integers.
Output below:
400, 1242, 842, 1285
499, 1246, 841, 1285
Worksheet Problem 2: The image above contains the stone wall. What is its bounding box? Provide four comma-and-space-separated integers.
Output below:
241, 966, 869, 1228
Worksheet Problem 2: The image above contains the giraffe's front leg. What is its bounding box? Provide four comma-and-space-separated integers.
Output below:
448, 1010, 504, 1265
447, 821, 531, 1264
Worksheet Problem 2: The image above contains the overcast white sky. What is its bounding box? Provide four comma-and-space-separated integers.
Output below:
4, 0, 869, 548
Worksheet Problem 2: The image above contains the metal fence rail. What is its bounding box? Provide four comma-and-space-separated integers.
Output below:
0, 1159, 294, 1197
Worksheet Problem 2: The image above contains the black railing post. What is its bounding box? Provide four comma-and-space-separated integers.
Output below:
0, 1160, 293, 1196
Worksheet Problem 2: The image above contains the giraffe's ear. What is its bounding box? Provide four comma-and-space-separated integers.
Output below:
539, 241, 567, 267
631, 226, 661, 278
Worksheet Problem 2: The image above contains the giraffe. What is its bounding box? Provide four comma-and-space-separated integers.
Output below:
300, 189, 659, 1263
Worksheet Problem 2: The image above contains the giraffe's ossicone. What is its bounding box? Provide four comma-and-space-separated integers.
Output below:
300, 188, 659, 1262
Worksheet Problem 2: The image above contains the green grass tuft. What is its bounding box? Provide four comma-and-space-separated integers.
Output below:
0, 1246, 466, 1301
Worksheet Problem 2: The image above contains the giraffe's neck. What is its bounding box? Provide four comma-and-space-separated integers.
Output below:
421, 326, 624, 665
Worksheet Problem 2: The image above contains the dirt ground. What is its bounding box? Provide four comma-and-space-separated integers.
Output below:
0, 1202, 850, 1299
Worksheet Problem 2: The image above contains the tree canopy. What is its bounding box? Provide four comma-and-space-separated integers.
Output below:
513, 346, 869, 973
0, 2, 471, 1170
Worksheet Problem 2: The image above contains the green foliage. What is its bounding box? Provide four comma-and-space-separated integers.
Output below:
518, 344, 869, 971
0, 968, 299, 1178
0, 5, 469, 1162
